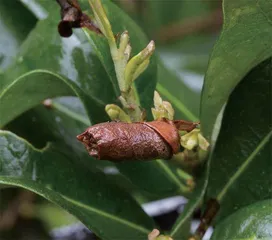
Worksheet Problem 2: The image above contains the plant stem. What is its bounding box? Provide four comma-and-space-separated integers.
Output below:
88, 0, 145, 121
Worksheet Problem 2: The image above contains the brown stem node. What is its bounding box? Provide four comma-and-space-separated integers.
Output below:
56, 0, 102, 37
194, 198, 220, 239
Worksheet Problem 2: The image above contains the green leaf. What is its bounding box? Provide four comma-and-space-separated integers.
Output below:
5, 98, 99, 166
0, 7, 116, 114
0, 1, 36, 70
211, 200, 272, 240
0, 70, 107, 127
200, 0, 272, 139
206, 57, 272, 222
0, 130, 154, 239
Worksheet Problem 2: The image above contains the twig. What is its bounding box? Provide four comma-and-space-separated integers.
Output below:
190, 198, 220, 240
55, 0, 102, 37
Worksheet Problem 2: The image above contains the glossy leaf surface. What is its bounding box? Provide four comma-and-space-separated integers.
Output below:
0, 70, 107, 127
206, 57, 272, 222
0, 130, 154, 239
200, 0, 272, 139
211, 200, 272, 240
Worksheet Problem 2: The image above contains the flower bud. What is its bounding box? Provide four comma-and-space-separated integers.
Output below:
152, 91, 174, 120
105, 104, 131, 122
119, 31, 130, 54
180, 129, 199, 150
177, 129, 210, 164
123, 40, 155, 91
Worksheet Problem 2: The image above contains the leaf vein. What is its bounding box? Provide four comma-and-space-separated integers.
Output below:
217, 130, 272, 201
61, 194, 150, 234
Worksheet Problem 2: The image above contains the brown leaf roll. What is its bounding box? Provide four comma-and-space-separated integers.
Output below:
144, 119, 180, 154
77, 119, 181, 161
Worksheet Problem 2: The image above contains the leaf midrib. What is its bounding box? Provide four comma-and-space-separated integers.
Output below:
217, 130, 272, 202
0, 69, 105, 105
61, 194, 150, 234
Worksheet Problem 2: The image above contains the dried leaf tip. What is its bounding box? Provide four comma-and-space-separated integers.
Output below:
76, 130, 99, 158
